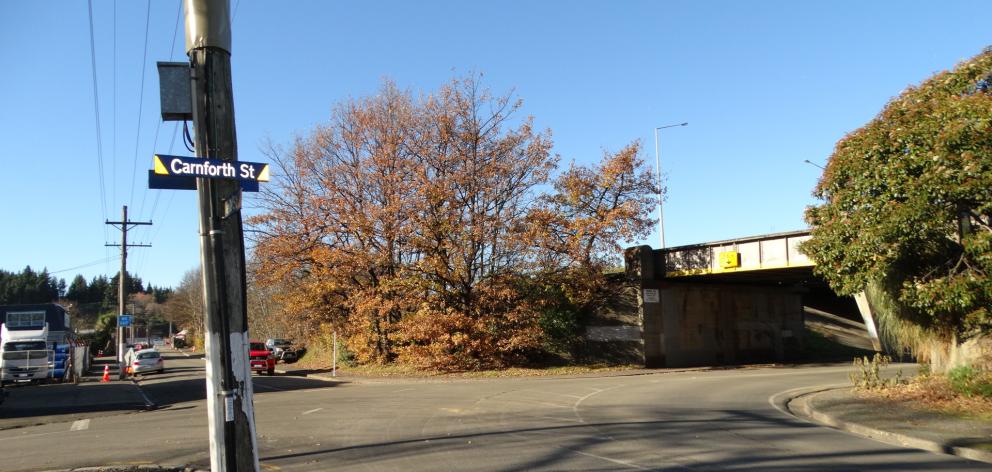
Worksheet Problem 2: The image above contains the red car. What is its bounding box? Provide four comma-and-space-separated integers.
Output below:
249, 341, 276, 375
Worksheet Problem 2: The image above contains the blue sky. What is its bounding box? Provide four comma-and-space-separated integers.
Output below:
0, 1, 987, 289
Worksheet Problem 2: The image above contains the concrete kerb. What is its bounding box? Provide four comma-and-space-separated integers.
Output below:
785, 386, 992, 464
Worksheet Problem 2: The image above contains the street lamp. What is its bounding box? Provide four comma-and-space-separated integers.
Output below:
803, 159, 825, 170
654, 122, 688, 249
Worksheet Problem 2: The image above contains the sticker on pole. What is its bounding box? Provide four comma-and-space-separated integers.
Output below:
153, 154, 270, 182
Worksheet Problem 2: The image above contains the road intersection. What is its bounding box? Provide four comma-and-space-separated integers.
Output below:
0, 350, 985, 471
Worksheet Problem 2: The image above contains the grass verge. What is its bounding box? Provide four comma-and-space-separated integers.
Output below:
857, 371, 992, 421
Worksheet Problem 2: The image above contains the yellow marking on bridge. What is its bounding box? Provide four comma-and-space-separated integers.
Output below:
665, 260, 815, 278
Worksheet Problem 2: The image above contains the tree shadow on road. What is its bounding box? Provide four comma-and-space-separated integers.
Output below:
254, 406, 976, 471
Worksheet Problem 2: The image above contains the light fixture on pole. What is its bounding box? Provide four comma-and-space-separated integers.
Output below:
654, 122, 688, 249
803, 159, 825, 170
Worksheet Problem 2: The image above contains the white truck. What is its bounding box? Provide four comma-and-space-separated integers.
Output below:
0, 323, 51, 384
0, 304, 75, 384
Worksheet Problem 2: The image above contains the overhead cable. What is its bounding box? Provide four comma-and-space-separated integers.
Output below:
86, 0, 109, 228
128, 0, 153, 207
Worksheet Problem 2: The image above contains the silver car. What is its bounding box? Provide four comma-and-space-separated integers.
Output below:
131, 349, 165, 375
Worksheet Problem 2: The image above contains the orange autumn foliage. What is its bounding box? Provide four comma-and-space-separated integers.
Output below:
250, 76, 658, 370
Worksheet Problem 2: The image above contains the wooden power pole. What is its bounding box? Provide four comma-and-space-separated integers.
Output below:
183, 0, 259, 470
106, 204, 151, 379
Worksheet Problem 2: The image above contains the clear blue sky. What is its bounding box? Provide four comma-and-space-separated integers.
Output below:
0, 1, 987, 289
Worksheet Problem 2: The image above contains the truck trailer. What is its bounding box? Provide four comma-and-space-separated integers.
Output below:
0, 304, 75, 384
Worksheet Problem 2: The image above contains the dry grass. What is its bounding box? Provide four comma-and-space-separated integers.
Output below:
324, 362, 639, 379
859, 374, 992, 421
293, 344, 638, 378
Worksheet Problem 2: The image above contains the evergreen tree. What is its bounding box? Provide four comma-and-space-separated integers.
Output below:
66, 275, 88, 302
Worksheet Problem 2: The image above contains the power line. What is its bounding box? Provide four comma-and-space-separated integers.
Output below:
138, 0, 183, 229
50, 256, 121, 275
128, 0, 153, 207
135, 0, 184, 276
138, 0, 183, 221
86, 0, 109, 228
112, 0, 117, 209
134, 122, 181, 277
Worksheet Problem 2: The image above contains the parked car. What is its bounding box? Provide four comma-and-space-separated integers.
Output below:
249, 341, 275, 375
131, 349, 165, 375
264, 338, 298, 363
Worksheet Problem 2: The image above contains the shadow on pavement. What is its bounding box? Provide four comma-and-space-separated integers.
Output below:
0, 381, 146, 422
138, 373, 345, 408
257, 406, 971, 471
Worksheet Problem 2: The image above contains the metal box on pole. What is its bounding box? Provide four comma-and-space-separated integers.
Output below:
157, 62, 192, 121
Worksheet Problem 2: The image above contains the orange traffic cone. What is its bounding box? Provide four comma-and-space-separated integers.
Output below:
101, 364, 111, 383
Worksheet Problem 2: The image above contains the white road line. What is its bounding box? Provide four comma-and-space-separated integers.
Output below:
570, 448, 654, 471
0, 430, 68, 442
70, 419, 90, 431
254, 382, 288, 392
301, 408, 323, 416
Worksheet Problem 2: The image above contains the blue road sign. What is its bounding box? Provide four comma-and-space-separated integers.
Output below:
153, 154, 269, 182
148, 170, 259, 192
119, 315, 132, 327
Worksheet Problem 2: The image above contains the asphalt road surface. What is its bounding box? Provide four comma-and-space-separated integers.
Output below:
0, 351, 986, 471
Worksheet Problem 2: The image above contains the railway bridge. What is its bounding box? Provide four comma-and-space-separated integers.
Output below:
624, 230, 880, 368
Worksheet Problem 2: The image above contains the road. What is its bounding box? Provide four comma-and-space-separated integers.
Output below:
0, 350, 985, 471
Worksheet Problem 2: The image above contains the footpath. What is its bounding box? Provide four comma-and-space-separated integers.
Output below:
788, 386, 992, 464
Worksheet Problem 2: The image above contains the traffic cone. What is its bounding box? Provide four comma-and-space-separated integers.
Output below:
101, 364, 110, 383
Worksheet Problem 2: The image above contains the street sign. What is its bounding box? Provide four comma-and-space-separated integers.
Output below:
120, 315, 132, 327
153, 154, 269, 182
148, 170, 259, 192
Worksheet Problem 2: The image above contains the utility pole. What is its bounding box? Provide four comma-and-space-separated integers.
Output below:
105, 205, 151, 379
184, 1, 259, 470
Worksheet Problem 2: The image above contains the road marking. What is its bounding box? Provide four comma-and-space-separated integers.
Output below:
571, 448, 654, 470
131, 379, 158, 410
529, 415, 583, 423
301, 408, 323, 416
70, 419, 90, 431
0, 431, 67, 442
255, 382, 289, 392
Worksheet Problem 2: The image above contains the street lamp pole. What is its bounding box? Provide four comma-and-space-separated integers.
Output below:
654, 122, 688, 249
803, 159, 825, 170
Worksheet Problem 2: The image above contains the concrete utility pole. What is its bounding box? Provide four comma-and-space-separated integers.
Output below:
183, 0, 259, 470
105, 205, 151, 379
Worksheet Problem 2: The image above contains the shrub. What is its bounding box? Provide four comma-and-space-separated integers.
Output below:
850, 353, 903, 390
947, 365, 992, 398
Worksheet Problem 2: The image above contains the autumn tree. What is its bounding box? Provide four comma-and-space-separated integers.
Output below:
252, 80, 419, 363
525, 142, 659, 353
252, 75, 659, 370
164, 268, 205, 347
804, 48, 992, 368
389, 77, 557, 369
